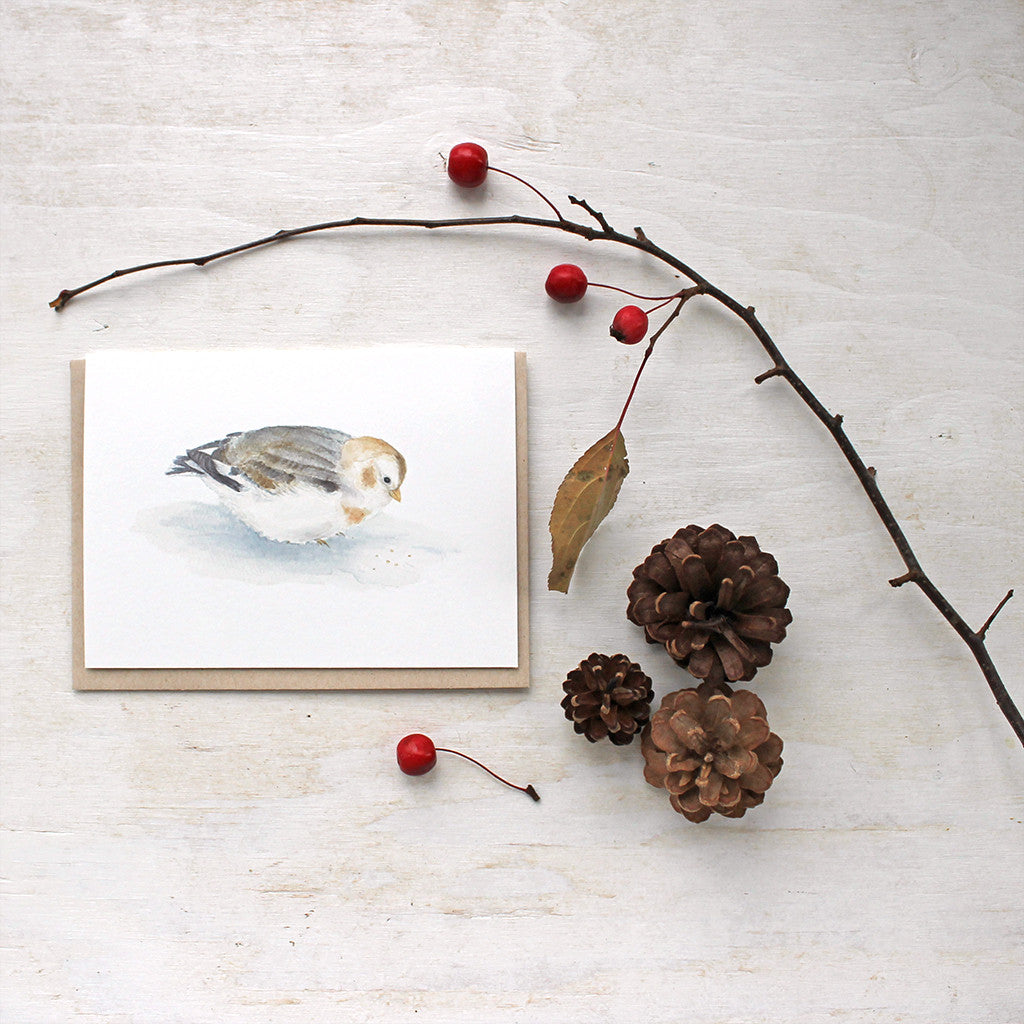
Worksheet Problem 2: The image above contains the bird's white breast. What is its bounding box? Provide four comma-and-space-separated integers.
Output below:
206, 479, 367, 544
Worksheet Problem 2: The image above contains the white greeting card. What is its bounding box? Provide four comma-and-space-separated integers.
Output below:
80, 347, 522, 674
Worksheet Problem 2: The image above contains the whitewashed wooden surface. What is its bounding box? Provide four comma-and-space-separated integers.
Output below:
2, 2, 1022, 1021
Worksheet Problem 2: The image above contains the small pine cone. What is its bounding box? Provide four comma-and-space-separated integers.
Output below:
641, 685, 783, 822
561, 653, 654, 746
626, 524, 792, 687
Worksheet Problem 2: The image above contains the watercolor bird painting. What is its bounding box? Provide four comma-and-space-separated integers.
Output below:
167, 425, 406, 544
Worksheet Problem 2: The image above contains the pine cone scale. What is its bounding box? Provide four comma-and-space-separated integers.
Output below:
737, 762, 774, 794
756, 733, 784, 763
735, 714, 771, 750
678, 554, 711, 599
662, 536, 697, 566
650, 715, 685, 752
717, 624, 755, 664
730, 564, 757, 604
743, 577, 790, 610
731, 610, 792, 642
718, 539, 754, 580
668, 752, 703, 772
652, 591, 692, 621
668, 712, 706, 751
717, 778, 744, 809
628, 595, 661, 626
698, 768, 723, 806
644, 553, 679, 591
715, 746, 758, 779
713, 637, 748, 681
685, 645, 717, 682
730, 689, 766, 719
745, 639, 774, 668
716, 576, 736, 610
696, 528, 728, 569
671, 789, 707, 819
702, 694, 734, 732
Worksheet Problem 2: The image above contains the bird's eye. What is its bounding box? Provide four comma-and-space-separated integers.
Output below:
383, 475, 392, 485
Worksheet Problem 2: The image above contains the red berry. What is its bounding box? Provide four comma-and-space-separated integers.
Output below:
545, 264, 588, 303
610, 305, 649, 345
447, 143, 489, 188
396, 733, 437, 775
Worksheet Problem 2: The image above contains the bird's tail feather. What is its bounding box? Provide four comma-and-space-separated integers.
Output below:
166, 447, 244, 492
166, 454, 200, 475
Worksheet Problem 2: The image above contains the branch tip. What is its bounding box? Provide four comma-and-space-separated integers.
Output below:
754, 366, 784, 385
977, 589, 1014, 639
889, 570, 922, 588
568, 195, 612, 232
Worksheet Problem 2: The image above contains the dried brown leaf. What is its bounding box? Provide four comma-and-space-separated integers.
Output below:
548, 428, 629, 593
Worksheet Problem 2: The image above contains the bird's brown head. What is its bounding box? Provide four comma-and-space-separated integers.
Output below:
344, 436, 407, 504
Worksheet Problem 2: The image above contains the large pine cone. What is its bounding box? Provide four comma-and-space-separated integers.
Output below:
626, 524, 792, 687
561, 653, 654, 745
641, 685, 783, 822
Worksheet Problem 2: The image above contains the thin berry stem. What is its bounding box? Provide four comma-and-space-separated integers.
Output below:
643, 296, 677, 316
615, 289, 701, 432
614, 341, 655, 434
590, 282, 681, 302
434, 748, 541, 801
489, 166, 564, 222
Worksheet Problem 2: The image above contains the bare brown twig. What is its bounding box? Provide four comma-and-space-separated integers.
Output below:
49, 203, 1021, 746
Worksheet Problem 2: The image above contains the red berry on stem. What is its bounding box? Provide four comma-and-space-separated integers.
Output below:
545, 264, 588, 303
447, 143, 489, 188
396, 733, 437, 775
395, 734, 540, 801
610, 305, 649, 345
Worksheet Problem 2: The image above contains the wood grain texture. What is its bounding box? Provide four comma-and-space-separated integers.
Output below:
1, 1, 1021, 1021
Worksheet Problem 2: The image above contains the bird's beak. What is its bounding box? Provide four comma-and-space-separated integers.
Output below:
390, 487, 402, 502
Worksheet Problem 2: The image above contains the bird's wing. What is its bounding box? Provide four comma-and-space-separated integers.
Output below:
214, 425, 354, 494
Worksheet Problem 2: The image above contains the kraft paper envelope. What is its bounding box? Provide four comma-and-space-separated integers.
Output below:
71, 355, 529, 690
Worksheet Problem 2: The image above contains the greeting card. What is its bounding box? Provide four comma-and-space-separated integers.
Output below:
72, 347, 527, 689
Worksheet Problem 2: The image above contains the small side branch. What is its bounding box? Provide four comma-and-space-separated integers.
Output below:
754, 365, 786, 385
977, 589, 1014, 640
889, 570, 923, 588
568, 195, 613, 232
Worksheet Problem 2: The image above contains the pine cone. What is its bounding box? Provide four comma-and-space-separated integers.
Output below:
641, 685, 783, 822
626, 524, 792, 687
561, 653, 654, 746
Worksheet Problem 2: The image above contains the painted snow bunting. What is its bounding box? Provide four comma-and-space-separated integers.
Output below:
168, 425, 406, 544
